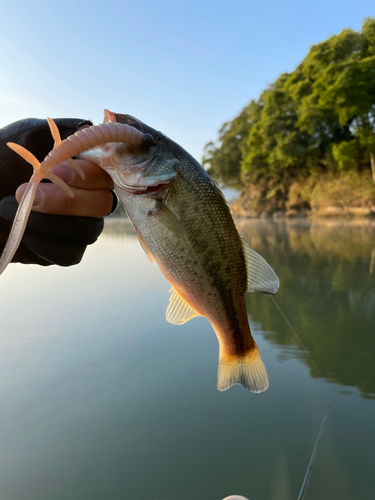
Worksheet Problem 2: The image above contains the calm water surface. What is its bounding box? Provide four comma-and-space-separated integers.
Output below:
0, 218, 374, 500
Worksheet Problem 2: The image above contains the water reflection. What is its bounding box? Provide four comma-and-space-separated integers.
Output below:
0, 217, 374, 500
236, 218, 375, 399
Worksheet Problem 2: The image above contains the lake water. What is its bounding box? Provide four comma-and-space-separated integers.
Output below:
0, 218, 374, 500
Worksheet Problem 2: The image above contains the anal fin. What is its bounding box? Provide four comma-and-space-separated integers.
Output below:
166, 288, 201, 325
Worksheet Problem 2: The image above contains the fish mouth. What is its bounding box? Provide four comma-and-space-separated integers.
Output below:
120, 180, 170, 196
131, 183, 169, 196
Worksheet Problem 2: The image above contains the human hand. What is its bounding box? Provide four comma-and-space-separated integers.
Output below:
0, 117, 117, 266
15, 159, 115, 218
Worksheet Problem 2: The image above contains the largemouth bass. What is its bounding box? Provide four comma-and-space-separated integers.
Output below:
81, 111, 279, 392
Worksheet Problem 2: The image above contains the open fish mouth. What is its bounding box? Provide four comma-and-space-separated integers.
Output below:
120, 178, 171, 196
131, 183, 169, 196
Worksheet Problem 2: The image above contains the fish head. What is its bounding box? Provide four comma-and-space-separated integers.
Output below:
80, 110, 179, 195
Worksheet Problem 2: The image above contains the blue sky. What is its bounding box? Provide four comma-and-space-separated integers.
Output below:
0, 0, 374, 161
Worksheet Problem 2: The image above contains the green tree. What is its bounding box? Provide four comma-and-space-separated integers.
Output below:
301, 18, 375, 181
242, 74, 310, 180
206, 17, 375, 185
202, 105, 253, 187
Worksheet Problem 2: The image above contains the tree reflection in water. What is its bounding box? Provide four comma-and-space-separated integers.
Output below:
236, 218, 375, 399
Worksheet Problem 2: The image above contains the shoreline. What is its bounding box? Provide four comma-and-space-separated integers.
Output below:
229, 205, 375, 220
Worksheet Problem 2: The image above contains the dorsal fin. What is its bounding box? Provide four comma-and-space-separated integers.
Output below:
166, 288, 201, 325
241, 239, 279, 294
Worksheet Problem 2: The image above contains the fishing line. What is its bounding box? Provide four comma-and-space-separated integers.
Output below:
270, 296, 323, 379
296, 404, 330, 500
269, 295, 332, 500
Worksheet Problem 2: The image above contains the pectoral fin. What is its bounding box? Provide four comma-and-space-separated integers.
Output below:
166, 288, 201, 325
241, 239, 279, 294
150, 203, 187, 241
135, 229, 155, 264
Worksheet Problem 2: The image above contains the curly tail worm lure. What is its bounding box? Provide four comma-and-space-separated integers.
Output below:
0, 112, 145, 276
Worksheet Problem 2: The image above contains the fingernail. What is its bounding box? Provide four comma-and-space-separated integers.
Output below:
50, 163, 75, 184
33, 188, 45, 208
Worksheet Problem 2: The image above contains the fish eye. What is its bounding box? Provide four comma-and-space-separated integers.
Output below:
141, 134, 157, 148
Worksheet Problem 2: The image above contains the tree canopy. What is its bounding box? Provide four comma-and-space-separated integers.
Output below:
203, 17, 375, 185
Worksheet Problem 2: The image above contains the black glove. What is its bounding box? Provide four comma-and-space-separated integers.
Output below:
0, 117, 110, 266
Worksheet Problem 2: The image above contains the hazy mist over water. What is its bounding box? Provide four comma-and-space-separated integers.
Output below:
0, 218, 374, 500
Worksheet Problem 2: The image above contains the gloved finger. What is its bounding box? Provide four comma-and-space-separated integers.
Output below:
0, 118, 93, 200
0, 195, 104, 266
15, 183, 114, 218
48, 159, 114, 190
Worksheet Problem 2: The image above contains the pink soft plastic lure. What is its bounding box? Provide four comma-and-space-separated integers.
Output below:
0, 111, 144, 276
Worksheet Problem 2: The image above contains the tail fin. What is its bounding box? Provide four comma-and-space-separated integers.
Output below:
217, 344, 269, 393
